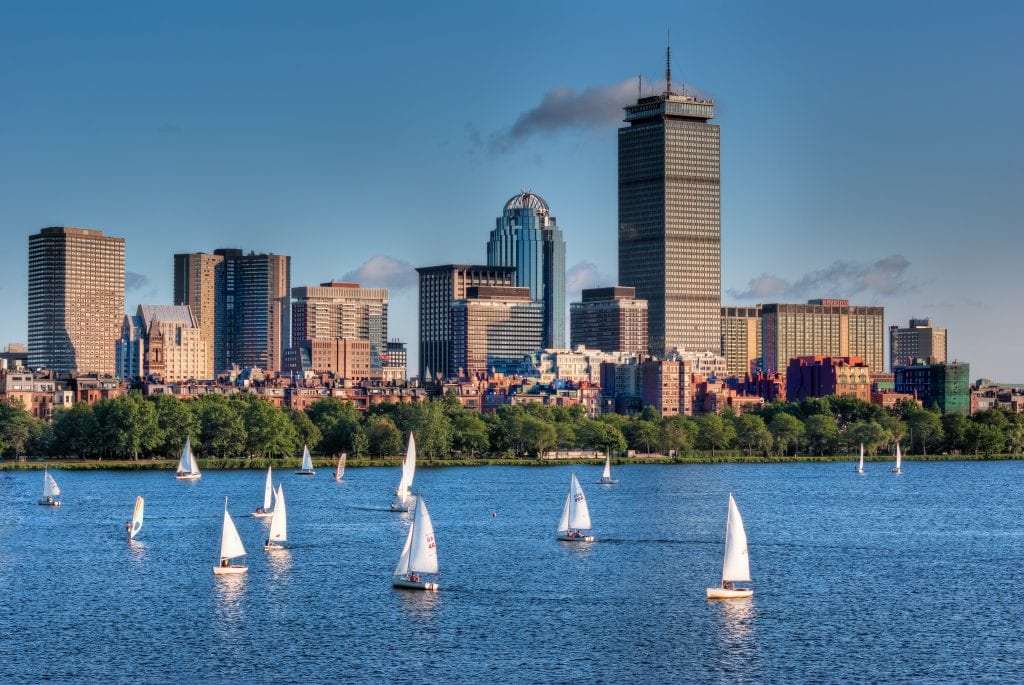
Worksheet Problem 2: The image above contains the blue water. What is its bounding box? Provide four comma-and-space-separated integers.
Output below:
1, 461, 1021, 683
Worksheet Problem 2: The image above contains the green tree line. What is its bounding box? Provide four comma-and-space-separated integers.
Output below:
1, 391, 1021, 460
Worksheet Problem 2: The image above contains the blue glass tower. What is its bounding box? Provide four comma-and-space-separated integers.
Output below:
486, 191, 566, 349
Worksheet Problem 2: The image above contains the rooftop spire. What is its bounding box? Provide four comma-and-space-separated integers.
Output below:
665, 29, 672, 95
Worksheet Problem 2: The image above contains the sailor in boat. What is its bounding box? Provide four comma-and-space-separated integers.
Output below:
220, 558, 230, 568
723, 581, 735, 591
409, 573, 421, 583
124, 520, 132, 535
254, 506, 266, 515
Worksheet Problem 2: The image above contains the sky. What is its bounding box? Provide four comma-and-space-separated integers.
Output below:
1, 1, 1021, 381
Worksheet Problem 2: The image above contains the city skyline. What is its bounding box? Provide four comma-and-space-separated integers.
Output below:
1, 3, 1021, 380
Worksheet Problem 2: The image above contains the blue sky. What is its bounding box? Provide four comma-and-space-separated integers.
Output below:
1, 1, 1021, 380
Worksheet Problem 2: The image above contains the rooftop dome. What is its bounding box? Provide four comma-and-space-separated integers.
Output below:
504, 190, 549, 214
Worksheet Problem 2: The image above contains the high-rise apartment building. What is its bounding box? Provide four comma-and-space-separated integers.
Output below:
894, 360, 970, 415
28, 227, 125, 375
450, 286, 543, 377
117, 305, 209, 382
890, 318, 947, 370
173, 252, 223, 379
383, 340, 408, 382
721, 306, 762, 378
569, 286, 648, 355
618, 57, 721, 356
291, 281, 388, 368
486, 191, 566, 348
760, 299, 885, 375
416, 264, 516, 380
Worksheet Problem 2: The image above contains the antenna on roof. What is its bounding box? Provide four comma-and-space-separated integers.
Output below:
665, 29, 672, 95
638, 74, 642, 99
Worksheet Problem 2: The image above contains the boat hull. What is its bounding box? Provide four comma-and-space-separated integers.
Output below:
389, 502, 410, 512
294, 470, 315, 476
596, 477, 618, 484
251, 510, 273, 518
263, 543, 286, 551
706, 587, 753, 600
557, 532, 594, 542
392, 577, 439, 592
213, 565, 248, 575
37, 499, 61, 507
175, 473, 201, 481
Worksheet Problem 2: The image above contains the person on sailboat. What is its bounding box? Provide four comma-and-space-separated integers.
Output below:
409, 573, 421, 583
124, 520, 132, 535
723, 581, 735, 591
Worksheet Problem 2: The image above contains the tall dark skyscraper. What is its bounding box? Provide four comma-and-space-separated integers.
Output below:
618, 51, 721, 356
486, 191, 566, 349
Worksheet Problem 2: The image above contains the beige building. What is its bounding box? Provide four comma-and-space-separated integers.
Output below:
28, 227, 125, 375
721, 306, 761, 378
890, 318, 947, 370
450, 286, 543, 377
761, 299, 885, 375
173, 252, 223, 378
308, 337, 374, 379
292, 282, 388, 368
117, 305, 209, 382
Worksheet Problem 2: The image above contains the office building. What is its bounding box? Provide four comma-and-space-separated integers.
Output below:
383, 340, 408, 382
450, 286, 543, 377
761, 299, 885, 375
486, 191, 566, 348
173, 251, 223, 379
416, 264, 516, 380
28, 227, 125, 375
570, 286, 648, 355
640, 359, 692, 417
894, 360, 970, 415
721, 306, 762, 378
117, 305, 209, 382
890, 318, 947, 370
618, 54, 721, 356
291, 281, 388, 368
785, 356, 871, 404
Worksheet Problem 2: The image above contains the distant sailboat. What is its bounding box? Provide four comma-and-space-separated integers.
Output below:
264, 485, 287, 551
706, 494, 753, 599
213, 497, 248, 575
596, 453, 618, 485
892, 442, 903, 475
391, 433, 416, 511
37, 469, 62, 507
252, 466, 274, 517
334, 453, 347, 482
127, 496, 144, 539
557, 473, 594, 542
392, 496, 439, 591
295, 445, 315, 475
175, 437, 201, 480
856, 443, 865, 475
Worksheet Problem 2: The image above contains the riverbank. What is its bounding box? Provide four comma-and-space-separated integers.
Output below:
1, 453, 1020, 470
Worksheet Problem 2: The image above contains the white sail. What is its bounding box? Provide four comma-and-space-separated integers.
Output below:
301, 445, 314, 472
557, 492, 571, 533
42, 470, 61, 498
395, 433, 416, 500
895, 442, 902, 471
130, 496, 144, 539
407, 497, 439, 574
567, 473, 592, 530
335, 453, 347, 479
393, 520, 415, 576
858, 444, 865, 472
176, 438, 200, 476
220, 500, 246, 560
721, 494, 751, 583
262, 467, 274, 511
267, 485, 287, 543
602, 454, 612, 480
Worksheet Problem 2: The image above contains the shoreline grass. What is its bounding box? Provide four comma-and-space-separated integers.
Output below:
0, 453, 1020, 470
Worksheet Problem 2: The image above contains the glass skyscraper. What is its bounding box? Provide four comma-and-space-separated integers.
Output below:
618, 74, 721, 356
486, 191, 565, 349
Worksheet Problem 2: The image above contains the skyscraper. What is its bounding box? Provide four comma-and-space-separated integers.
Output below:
213, 249, 290, 373
890, 318, 947, 370
486, 191, 566, 349
760, 299, 885, 375
173, 251, 223, 379
618, 51, 721, 356
28, 227, 125, 375
721, 306, 762, 377
569, 286, 648, 355
450, 286, 543, 377
291, 281, 389, 368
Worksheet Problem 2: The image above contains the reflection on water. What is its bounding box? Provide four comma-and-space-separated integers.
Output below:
266, 547, 292, 580
127, 539, 146, 564
713, 596, 755, 642
214, 573, 247, 625
396, 585, 441, 619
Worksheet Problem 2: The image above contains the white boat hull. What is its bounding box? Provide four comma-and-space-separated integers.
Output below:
294, 470, 315, 476
176, 473, 201, 481
706, 587, 753, 600
264, 543, 286, 551
557, 532, 594, 542
251, 510, 273, 518
213, 564, 248, 575
392, 577, 439, 592
37, 498, 61, 507
390, 502, 410, 512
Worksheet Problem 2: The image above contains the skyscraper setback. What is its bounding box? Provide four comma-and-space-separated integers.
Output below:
618, 53, 721, 357
28, 227, 125, 375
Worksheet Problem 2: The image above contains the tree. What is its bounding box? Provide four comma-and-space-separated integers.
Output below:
365, 417, 403, 457
519, 415, 557, 457
660, 416, 693, 456
50, 404, 99, 457
732, 414, 772, 457
804, 414, 838, 456
287, 409, 321, 453
577, 420, 626, 456
624, 420, 660, 454
941, 413, 970, 454
695, 414, 735, 457
243, 399, 299, 458
149, 394, 198, 458
95, 393, 160, 460
846, 420, 890, 455
966, 422, 1005, 455
197, 398, 247, 458
321, 415, 362, 456
306, 398, 359, 438
0, 400, 40, 458
768, 413, 805, 456
904, 409, 944, 455
451, 411, 489, 456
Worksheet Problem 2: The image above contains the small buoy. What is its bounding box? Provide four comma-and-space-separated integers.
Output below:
491, 511, 497, 517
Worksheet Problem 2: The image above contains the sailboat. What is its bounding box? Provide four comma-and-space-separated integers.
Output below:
127, 496, 144, 539
706, 493, 753, 599
334, 453, 347, 482
252, 466, 275, 517
392, 496, 439, 591
213, 497, 248, 575
295, 445, 315, 475
596, 453, 618, 485
264, 485, 287, 551
175, 437, 201, 480
37, 469, 62, 507
856, 443, 865, 475
391, 433, 416, 511
892, 442, 903, 475
557, 473, 594, 542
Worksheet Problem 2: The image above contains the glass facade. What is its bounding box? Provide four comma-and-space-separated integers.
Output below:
486, 191, 565, 349
450, 287, 543, 377
619, 93, 721, 356
570, 286, 648, 354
